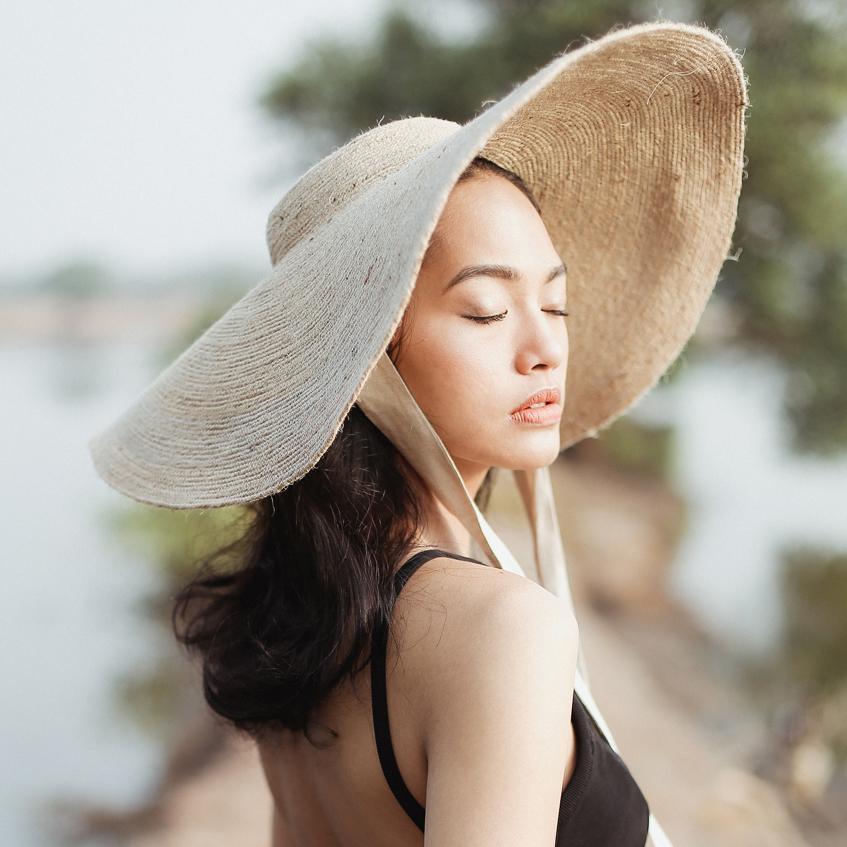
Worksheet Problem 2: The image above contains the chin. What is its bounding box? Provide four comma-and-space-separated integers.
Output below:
490, 432, 562, 471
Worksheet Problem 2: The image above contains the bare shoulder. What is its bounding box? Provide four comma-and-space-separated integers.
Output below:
396, 553, 577, 620
398, 555, 579, 721
394, 553, 578, 646
395, 556, 579, 845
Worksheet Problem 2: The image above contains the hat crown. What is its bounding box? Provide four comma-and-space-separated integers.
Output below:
265, 116, 459, 265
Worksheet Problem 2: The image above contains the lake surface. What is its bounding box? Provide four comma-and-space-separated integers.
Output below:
1, 341, 168, 847
635, 348, 847, 655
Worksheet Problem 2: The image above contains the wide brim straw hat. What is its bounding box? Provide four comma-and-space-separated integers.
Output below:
89, 19, 747, 512
88, 20, 748, 846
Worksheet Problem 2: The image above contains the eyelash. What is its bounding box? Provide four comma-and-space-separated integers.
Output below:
466, 309, 569, 325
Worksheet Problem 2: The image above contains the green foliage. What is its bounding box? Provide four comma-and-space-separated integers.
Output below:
777, 544, 847, 698
106, 500, 250, 584
35, 257, 113, 299
98, 497, 252, 742
604, 417, 676, 478
736, 544, 847, 764
257, 0, 847, 456
569, 416, 676, 480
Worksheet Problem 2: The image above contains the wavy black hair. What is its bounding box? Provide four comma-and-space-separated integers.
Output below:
170, 155, 541, 747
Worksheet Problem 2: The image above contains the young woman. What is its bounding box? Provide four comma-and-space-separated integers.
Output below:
251, 156, 589, 846
88, 20, 748, 847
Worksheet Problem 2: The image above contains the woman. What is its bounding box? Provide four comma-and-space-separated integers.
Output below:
255, 156, 585, 846
88, 20, 748, 847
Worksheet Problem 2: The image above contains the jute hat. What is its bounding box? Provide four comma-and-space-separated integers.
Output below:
88, 20, 748, 846
89, 18, 747, 512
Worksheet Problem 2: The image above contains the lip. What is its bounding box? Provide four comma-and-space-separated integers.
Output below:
510, 387, 561, 415
509, 387, 563, 426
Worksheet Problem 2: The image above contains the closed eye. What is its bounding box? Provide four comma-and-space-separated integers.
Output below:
465, 309, 570, 325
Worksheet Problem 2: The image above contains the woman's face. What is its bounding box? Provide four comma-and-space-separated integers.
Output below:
392, 172, 569, 492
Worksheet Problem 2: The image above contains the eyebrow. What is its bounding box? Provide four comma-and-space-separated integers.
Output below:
443, 260, 567, 293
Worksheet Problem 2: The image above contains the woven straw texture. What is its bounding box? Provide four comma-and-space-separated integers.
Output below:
88, 20, 748, 509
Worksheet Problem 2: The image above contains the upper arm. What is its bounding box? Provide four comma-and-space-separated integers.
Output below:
419, 569, 579, 846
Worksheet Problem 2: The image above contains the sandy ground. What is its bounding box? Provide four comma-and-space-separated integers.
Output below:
118, 456, 814, 847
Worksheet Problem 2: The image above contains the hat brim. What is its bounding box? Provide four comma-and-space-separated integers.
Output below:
89, 20, 748, 508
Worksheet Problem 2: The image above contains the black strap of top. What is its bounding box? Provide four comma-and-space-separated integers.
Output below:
370, 547, 485, 832
371, 550, 650, 844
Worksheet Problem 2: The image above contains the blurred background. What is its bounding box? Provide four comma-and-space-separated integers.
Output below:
2, 1, 846, 845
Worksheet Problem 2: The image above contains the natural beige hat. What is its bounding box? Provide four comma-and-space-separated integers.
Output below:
88, 19, 748, 511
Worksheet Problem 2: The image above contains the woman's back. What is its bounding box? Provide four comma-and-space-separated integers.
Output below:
257, 550, 581, 846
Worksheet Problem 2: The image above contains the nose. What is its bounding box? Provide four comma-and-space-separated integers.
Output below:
514, 308, 568, 376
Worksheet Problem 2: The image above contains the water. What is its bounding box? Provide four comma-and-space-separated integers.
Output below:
635, 349, 847, 656
0, 341, 168, 847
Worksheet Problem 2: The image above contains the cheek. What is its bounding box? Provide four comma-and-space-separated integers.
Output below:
398, 322, 504, 431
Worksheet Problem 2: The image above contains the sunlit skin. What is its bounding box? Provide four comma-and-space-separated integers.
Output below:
390, 173, 569, 555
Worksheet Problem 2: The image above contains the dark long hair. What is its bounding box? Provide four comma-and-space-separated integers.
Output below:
171, 155, 540, 746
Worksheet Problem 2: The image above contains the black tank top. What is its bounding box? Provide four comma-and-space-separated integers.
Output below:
370, 547, 650, 845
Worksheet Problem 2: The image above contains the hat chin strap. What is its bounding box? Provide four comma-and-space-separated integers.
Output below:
357, 351, 672, 847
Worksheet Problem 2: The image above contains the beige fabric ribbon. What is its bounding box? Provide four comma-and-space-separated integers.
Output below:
357, 351, 672, 847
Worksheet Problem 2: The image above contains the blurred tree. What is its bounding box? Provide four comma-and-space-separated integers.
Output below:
738, 544, 847, 765
778, 545, 847, 701
36, 257, 113, 299
256, 0, 847, 456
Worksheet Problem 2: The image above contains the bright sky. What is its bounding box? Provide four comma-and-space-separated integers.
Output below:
1, 1, 394, 286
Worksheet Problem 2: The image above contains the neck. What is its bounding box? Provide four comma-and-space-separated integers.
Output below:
402, 455, 491, 559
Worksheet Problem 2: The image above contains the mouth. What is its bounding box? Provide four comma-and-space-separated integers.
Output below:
510, 387, 561, 415
509, 387, 563, 425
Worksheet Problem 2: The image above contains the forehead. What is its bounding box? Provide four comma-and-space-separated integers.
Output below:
423, 175, 560, 271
